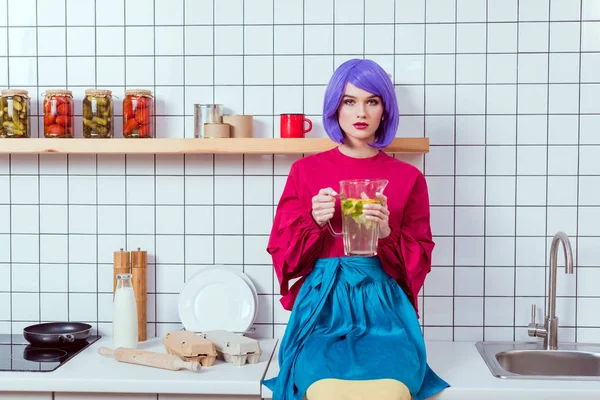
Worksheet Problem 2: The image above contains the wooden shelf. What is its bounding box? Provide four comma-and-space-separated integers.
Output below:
0, 137, 429, 155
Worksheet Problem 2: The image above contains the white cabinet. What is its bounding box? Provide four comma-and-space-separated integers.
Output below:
54, 394, 259, 400
53, 394, 259, 400
159, 395, 259, 400
0, 394, 52, 400
54, 394, 155, 400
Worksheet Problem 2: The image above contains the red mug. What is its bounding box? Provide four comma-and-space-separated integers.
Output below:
280, 114, 312, 138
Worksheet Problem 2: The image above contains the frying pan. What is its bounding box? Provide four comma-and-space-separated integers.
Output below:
23, 322, 92, 347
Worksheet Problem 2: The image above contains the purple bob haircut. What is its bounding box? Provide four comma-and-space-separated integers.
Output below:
322, 59, 399, 149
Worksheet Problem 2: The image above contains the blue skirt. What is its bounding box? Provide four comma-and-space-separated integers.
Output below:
262, 257, 449, 400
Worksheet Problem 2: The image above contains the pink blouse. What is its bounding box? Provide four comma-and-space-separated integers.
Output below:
267, 147, 435, 317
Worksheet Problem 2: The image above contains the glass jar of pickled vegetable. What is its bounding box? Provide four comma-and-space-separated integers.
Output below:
83, 89, 113, 138
43, 90, 74, 138
0, 89, 30, 138
123, 89, 154, 138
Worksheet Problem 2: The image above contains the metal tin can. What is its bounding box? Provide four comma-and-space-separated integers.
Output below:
194, 104, 223, 138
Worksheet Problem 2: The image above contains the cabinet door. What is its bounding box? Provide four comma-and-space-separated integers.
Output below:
0, 394, 52, 400
159, 395, 258, 400
54, 394, 156, 400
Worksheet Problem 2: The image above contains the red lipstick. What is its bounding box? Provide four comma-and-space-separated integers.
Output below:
353, 122, 368, 130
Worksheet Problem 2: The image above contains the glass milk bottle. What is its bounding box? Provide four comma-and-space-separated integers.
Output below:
113, 273, 138, 348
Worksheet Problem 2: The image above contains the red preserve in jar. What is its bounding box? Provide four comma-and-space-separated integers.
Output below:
43, 90, 74, 138
123, 89, 154, 138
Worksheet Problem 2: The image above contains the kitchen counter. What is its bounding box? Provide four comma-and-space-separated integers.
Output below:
262, 341, 600, 400
0, 336, 278, 397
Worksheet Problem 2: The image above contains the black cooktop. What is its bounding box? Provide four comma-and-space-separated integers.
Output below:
0, 334, 101, 372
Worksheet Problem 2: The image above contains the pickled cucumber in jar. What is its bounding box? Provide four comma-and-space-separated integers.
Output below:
0, 89, 30, 138
82, 89, 113, 138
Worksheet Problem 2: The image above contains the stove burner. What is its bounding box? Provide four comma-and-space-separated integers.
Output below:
22, 347, 68, 362
0, 334, 100, 372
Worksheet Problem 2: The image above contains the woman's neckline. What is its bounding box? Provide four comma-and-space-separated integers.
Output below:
332, 146, 385, 162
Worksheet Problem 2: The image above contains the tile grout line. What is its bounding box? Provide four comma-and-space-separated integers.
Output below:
421, 0, 427, 333
241, 0, 245, 310
482, 0, 488, 341
8, 19, 600, 28
153, 0, 158, 337
452, 0, 457, 341
34, 0, 42, 326
5, 0, 8, 88
511, 0, 521, 342
543, 0, 552, 329
182, 0, 187, 286
211, 0, 216, 297
574, 0, 583, 343
6, 50, 600, 57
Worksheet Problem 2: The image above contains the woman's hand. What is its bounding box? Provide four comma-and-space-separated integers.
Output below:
362, 192, 391, 239
311, 187, 337, 227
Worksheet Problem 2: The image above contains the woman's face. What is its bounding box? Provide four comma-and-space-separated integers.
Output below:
337, 82, 384, 144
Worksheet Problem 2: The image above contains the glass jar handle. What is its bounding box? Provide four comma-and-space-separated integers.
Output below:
326, 220, 343, 237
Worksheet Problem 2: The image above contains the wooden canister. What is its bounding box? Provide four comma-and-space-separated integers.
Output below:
131, 248, 147, 342
222, 115, 253, 138
203, 123, 230, 138
113, 249, 130, 294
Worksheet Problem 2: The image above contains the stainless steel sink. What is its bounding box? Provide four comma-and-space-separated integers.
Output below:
476, 341, 600, 380
477, 233, 600, 380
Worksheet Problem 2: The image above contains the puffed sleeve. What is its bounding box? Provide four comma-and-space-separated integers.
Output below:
267, 162, 327, 310
377, 172, 435, 316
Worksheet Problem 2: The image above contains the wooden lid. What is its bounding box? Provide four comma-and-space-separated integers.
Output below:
45, 90, 73, 97
125, 89, 153, 97
1, 89, 29, 98
85, 89, 112, 97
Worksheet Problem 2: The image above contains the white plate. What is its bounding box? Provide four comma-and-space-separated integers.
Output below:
178, 268, 256, 333
233, 270, 258, 322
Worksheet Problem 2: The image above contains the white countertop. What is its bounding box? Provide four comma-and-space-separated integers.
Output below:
262, 340, 600, 400
0, 336, 278, 396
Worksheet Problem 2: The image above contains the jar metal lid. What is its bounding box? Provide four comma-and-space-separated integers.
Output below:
85, 89, 112, 97
45, 90, 73, 97
125, 89, 153, 97
1, 89, 29, 98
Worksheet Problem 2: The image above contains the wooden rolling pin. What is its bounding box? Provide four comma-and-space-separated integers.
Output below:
99, 347, 200, 372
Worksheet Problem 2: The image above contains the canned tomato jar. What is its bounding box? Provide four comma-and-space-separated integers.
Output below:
43, 90, 74, 138
123, 89, 154, 138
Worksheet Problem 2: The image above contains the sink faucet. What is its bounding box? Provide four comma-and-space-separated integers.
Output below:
528, 232, 574, 350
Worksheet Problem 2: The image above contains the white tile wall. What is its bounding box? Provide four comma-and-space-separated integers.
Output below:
0, 0, 599, 342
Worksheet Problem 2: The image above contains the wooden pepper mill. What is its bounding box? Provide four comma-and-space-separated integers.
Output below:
113, 249, 131, 295
131, 248, 147, 342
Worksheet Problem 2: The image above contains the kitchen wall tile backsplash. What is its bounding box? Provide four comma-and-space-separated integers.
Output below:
1, 0, 600, 342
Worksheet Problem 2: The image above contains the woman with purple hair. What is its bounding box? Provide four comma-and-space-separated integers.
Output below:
263, 59, 449, 399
